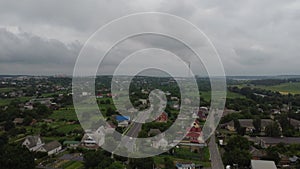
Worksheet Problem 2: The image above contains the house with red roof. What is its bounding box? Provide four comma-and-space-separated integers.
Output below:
96, 93, 103, 98
183, 121, 203, 144
156, 112, 168, 123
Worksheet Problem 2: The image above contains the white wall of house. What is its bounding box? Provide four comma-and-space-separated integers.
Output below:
38, 146, 62, 156
47, 146, 62, 155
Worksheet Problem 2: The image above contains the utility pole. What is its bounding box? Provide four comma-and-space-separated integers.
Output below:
188, 61, 191, 78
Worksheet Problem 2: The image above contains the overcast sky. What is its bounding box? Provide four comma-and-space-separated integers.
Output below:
0, 0, 299, 76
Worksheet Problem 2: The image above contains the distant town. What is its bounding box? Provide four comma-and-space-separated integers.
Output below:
0, 75, 300, 169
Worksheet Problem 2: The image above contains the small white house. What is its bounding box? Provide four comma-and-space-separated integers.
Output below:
22, 135, 44, 152
24, 105, 33, 110
139, 99, 148, 105
81, 134, 97, 147
81, 126, 106, 147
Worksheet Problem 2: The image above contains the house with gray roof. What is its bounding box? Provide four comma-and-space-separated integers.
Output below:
288, 118, 300, 130
38, 140, 62, 156
224, 119, 277, 133
250, 146, 266, 160
13, 118, 24, 125
248, 137, 300, 148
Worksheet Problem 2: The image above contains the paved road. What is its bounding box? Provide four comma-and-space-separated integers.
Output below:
126, 122, 142, 137
208, 133, 224, 169
122, 111, 149, 152
121, 92, 165, 152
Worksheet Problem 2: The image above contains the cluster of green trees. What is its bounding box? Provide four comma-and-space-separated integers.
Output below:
83, 149, 156, 169
262, 143, 300, 166
0, 134, 35, 169
223, 136, 251, 168
223, 85, 300, 137
0, 101, 54, 138
250, 79, 300, 86
229, 86, 300, 111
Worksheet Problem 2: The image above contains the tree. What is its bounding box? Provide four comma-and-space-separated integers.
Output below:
265, 122, 281, 137
237, 127, 246, 136
137, 130, 148, 138
262, 147, 280, 164
105, 99, 111, 105
233, 119, 240, 130
84, 150, 113, 169
0, 144, 35, 169
36, 104, 51, 116
114, 154, 128, 163
0, 134, 8, 148
164, 157, 175, 169
277, 114, 295, 136
296, 161, 300, 169
128, 157, 154, 169
106, 161, 125, 169
23, 116, 33, 126
4, 121, 15, 131
97, 158, 114, 169
106, 107, 115, 116
226, 135, 250, 151
223, 149, 251, 167
233, 119, 246, 136
83, 150, 104, 169
253, 117, 261, 133
223, 135, 251, 167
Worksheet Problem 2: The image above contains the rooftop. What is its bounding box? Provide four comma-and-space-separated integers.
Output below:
116, 115, 130, 122
252, 137, 300, 144
42, 141, 62, 152
251, 160, 277, 169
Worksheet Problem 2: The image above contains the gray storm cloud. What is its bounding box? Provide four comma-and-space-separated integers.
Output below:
0, 0, 299, 75
0, 28, 81, 75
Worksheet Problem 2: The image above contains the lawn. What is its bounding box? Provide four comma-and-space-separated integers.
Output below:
153, 147, 211, 168
174, 147, 210, 161
154, 155, 211, 168
42, 136, 78, 143
65, 161, 84, 169
56, 124, 82, 133
41, 91, 67, 97
50, 108, 78, 121
62, 161, 84, 169
51, 159, 84, 169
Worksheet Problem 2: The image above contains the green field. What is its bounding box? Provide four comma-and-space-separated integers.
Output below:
153, 147, 211, 167
52, 159, 84, 169
0, 87, 15, 92
65, 161, 84, 169
56, 124, 82, 133
0, 96, 31, 106
258, 82, 300, 94
233, 82, 300, 95
50, 108, 78, 121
